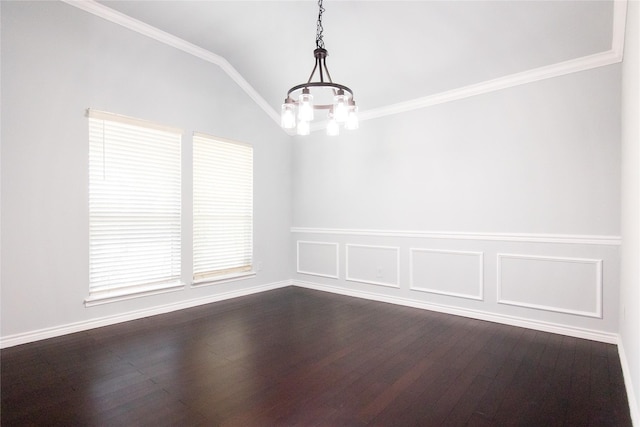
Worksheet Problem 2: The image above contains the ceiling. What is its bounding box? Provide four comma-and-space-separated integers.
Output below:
94, 0, 615, 119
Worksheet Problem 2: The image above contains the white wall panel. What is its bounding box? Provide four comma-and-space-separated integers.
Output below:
346, 244, 399, 288
620, 0, 640, 421
410, 249, 483, 300
297, 241, 339, 279
497, 253, 602, 318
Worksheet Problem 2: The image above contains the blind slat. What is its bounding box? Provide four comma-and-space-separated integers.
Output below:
193, 134, 253, 280
89, 115, 182, 294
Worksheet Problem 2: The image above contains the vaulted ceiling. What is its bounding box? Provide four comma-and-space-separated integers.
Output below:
92, 0, 618, 123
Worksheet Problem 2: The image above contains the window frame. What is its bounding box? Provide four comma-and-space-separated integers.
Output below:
192, 132, 255, 286
86, 109, 184, 306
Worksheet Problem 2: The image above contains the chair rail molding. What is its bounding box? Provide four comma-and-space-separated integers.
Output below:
290, 227, 621, 246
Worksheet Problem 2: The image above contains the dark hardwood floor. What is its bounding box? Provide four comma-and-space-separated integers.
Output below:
1, 287, 632, 426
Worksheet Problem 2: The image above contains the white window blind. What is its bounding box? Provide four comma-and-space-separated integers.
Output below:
88, 110, 182, 300
193, 133, 253, 281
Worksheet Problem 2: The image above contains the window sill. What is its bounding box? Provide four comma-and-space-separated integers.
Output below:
191, 271, 256, 288
85, 282, 185, 307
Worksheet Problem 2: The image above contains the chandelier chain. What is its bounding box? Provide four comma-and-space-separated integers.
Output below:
316, 0, 325, 49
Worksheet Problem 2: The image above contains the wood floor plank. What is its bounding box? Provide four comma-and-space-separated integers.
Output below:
471, 356, 521, 420
1, 287, 632, 426
565, 338, 594, 426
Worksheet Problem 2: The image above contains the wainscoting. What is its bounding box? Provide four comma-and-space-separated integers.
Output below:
292, 227, 621, 344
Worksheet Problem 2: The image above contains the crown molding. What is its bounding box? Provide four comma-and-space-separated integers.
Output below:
61, 0, 280, 125
612, 0, 628, 59
62, 0, 627, 133
358, 49, 622, 123
367, 0, 628, 121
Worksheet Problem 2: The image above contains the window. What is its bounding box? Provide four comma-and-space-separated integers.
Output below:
88, 110, 182, 303
193, 133, 253, 282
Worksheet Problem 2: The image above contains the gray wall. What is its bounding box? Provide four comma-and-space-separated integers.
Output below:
292, 62, 622, 339
620, 0, 640, 421
293, 66, 620, 234
1, 1, 291, 339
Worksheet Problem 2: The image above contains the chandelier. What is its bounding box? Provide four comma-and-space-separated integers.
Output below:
280, 0, 358, 136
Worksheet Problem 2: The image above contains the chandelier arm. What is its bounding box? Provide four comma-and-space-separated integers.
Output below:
322, 57, 332, 83
286, 82, 354, 100
306, 57, 320, 85
318, 57, 325, 83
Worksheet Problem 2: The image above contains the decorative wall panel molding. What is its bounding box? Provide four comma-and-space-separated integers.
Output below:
410, 249, 484, 300
296, 241, 339, 279
290, 227, 621, 246
497, 253, 603, 318
345, 244, 400, 288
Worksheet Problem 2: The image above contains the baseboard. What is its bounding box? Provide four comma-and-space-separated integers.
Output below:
0, 277, 619, 347
292, 280, 619, 344
0, 280, 292, 349
618, 341, 640, 426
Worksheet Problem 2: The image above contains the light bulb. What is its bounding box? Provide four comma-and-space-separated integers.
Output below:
298, 90, 314, 122
345, 106, 359, 130
281, 103, 296, 129
297, 120, 310, 136
333, 92, 348, 123
327, 117, 339, 136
